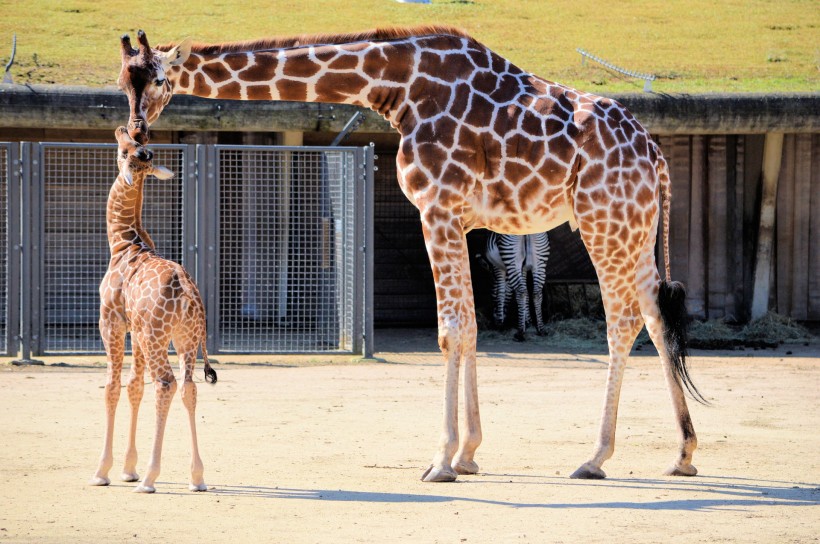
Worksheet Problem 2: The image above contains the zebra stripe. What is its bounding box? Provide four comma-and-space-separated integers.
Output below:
484, 231, 550, 341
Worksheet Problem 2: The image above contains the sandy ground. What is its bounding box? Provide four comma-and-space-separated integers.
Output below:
1, 329, 818, 543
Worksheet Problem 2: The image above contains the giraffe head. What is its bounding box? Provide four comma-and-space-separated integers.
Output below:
114, 126, 174, 186
118, 30, 191, 144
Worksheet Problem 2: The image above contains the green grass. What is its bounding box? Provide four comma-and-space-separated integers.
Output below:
1, 0, 818, 92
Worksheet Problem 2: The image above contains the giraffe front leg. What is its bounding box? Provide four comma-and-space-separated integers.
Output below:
420, 211, 470, 483
90, 318, 126, 486
121, 342, 146, 482
421, 314, 461, 483
453, 242, 481, 475
571, 303, 643, 479
135, 352, 177, 494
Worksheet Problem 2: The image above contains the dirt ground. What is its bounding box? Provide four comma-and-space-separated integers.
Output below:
1, 329, 818, 543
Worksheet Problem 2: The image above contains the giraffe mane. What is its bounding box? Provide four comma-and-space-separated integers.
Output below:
156, 25, 473, 54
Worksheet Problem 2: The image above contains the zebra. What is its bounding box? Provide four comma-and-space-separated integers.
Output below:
482, 232, 550, 341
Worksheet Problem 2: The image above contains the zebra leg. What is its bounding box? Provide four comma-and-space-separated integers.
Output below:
492, 266, 508, 329
509, 270, 529, 342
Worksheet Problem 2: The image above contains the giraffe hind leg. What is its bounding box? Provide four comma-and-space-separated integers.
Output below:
570, 294, 644, 479
635, 250, 700, 476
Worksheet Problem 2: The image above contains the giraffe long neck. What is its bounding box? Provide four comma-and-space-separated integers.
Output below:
165, 34, 470, 130
106, 175, 154, 256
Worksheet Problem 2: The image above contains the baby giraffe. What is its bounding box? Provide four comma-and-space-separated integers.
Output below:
90, 126, 217, 493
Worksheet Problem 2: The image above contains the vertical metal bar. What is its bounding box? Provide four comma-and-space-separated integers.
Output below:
363, 144, 375, 359
31, 144, 44, 356
202, 145, 220, 353
182, 144, 198, 276
351, 148, 364, 355
18, 143, 32, 360
276, 150, 292, 323
13, 143, 43, 364
7, 144, 21, 356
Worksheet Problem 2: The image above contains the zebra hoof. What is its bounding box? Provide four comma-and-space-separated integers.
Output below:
513, 331, 526, 342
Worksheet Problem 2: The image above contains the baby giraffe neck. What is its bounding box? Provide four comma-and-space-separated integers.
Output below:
106, 175, 154, 255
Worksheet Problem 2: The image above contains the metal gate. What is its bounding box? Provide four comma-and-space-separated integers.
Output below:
4, 142, 372, 358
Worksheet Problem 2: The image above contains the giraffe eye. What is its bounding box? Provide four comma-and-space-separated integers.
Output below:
155, 78, 164, 86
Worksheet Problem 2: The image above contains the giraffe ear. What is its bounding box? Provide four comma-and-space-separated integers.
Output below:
162, 37, 192, 67
121, 168, 134, 186
151, 165, 175, 180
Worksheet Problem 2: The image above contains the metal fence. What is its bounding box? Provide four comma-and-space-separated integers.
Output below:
4, 142, 373, 358
0, 143, 14, 355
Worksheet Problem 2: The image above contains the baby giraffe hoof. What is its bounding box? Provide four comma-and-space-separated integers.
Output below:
665, 463, 698, 477
120, 472, 140, 483
189, 483, 208, 492
89, 476, 110, 486
421, 464, 458, 482
570, 463, 607, 479
453, 459, 479, 475
133, 484, 156, 494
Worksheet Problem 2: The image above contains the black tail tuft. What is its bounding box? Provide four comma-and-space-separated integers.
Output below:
658, 280, 708, 405
204, 363, 218, 384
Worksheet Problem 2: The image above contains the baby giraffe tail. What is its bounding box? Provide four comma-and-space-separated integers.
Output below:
201, 341, 217, 384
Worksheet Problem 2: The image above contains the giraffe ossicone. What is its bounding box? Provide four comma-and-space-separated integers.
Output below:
117, 26, 705, 482
91, 126, 217, 494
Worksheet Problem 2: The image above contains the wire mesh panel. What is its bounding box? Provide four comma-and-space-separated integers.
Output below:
36, 144, 188, 354
0, 144, 9, 354
213, 146, 358, 353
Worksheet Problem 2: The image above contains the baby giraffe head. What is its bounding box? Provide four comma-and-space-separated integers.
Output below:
114, 126, 174, 186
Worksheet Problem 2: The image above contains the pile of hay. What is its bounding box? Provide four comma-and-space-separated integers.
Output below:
478, 312, 814, 351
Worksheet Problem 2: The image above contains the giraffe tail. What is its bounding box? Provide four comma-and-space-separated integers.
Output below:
653, 143, 707, 405
201, 341, 218, 384
655, 144, 673, 283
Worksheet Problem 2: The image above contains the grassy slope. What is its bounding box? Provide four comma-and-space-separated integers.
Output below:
0, 0, 817, 92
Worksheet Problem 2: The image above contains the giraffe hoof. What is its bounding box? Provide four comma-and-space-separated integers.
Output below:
189, 483, 208, 492
453, 459, 479, 475
421, 464, 458, 482
89, 476, 110, 486
665, 464, 698, 477
570, 463, 606, 479
121, 472, 140, 482
133, 484, 156, 493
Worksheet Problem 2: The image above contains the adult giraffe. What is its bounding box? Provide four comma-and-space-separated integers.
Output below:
118, 26, 705, 482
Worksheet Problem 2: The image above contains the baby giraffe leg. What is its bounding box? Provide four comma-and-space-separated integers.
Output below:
179, 350, 207, 491
134, 342, 177, 494
121, 342, 146, 482
90, 318, 126, 486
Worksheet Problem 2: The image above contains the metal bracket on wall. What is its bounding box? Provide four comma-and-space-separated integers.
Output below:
331, 112, 366, 147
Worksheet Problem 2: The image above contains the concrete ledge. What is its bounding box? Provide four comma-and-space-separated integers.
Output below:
0, 84, 817, 135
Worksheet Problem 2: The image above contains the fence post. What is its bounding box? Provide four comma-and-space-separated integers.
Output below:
750, 132, 784, 320
351, 148, 364, 356
13, 143, 43, 365
7, 143, 21, 357
196, 145, 220, 354
363, 144, 375, 359
182, 144, 198, 275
